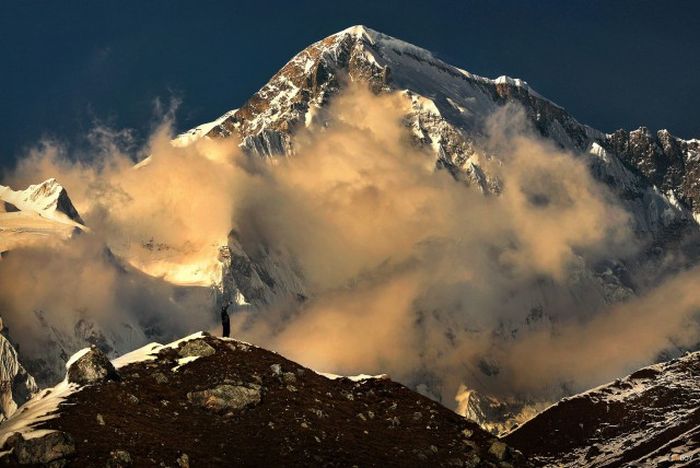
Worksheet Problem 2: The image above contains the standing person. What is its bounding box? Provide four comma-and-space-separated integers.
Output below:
221, 302, 231, 338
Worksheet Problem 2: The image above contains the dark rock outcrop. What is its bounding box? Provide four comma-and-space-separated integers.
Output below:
186, 384, 261, 412
66, 347, 120, 386
4, 430, 75, 465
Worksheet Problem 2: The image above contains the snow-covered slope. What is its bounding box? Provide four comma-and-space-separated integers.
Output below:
0, 178, 84, 226
171, 109, 237, 148
504, 351, 700, 467
0, 179, 85, 255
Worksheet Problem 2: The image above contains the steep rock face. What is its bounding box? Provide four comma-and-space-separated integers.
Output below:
0, 318, 38, 421
0, 333, 531, 467
504, 352, 700, 467
606, 128, 700, 221
0, 331, 37, 422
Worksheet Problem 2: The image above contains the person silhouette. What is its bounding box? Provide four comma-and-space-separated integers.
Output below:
221, 302, 231, 338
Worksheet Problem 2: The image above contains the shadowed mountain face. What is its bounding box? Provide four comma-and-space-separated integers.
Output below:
504, 351, 700, 467
0, 334, 531, 467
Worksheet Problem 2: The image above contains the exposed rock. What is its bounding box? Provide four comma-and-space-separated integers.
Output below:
186, 384, 261, 412
0, 334, 37, 421
177, 339, 216, 358
6, 430, 75, 464
488, 440, 509, 461
176, 453, 190, 468
67, 347, 120, 386
152, 372, 169, 385
106, 449, 132, 467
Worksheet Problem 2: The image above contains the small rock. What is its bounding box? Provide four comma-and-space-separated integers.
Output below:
67, 347, 120, 386
96, 413, 105, 425
464, 453, 481, 468
126, 394, 139, 405
413, 411, 423, 421
430, 445, 438, 453
178, 339, 216, 358
286, 385, 297, 392
282, 372, 297, 384
106, 449, 133, 467
488, 441, 509, 461
270, 364, 282, 376
187, 384, 261, 412
152, 373, 169, 384
176, 453, 190, 468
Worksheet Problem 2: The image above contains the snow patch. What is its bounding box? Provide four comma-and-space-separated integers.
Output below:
318, 372, 389, 382
172, 356, 200, 372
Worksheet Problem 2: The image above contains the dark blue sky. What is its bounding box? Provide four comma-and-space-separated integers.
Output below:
1, 0, 699, 169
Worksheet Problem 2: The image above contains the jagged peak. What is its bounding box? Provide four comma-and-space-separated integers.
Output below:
335, 24, 379, 43
0, 178, 84, 225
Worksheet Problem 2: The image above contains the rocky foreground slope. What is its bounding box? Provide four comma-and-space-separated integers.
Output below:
0, 333, 529, 467
504, 351, 700, 467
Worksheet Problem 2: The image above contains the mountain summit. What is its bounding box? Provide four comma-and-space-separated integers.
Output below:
183, 25, 699, 227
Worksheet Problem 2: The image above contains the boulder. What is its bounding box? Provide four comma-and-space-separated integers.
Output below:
67, 347, 120, 386
186, 384, 261, 412
488, 440, 509, 461
6, 431, 75, 464
177, 340, 216, 358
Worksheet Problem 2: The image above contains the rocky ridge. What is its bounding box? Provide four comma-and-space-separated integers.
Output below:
0, 333, 530, 467
504, 351, 700, 467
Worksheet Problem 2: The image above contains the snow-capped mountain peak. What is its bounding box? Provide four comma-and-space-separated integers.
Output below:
0, 178, 84, 226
